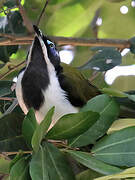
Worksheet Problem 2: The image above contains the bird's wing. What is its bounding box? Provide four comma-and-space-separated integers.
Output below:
59, 63, 101, 107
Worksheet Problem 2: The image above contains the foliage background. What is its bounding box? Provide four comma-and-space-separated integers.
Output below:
0, 0, 135, 180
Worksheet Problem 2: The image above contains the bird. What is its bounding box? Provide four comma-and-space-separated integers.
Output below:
15, 25, 100, 128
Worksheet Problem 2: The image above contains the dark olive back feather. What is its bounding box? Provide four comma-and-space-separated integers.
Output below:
58, 63, 101, 107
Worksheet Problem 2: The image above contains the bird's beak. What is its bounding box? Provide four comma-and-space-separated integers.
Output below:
33, 25, 42, 37
33, 25, 48, 42
32, 25, 48, 49
26, 25, 49, 67
26, 25, 45, 66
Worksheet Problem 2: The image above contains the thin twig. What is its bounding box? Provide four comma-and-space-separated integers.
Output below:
0, 61, 25, 80
91, 8, 100, 38
0, 152, 11, 160
0, 151, 32, 156
48, 140, 79, 150
89, 71, 100, 82
0, 97, 15, 101
0, 33, 15, 39
36, 0, 50, 27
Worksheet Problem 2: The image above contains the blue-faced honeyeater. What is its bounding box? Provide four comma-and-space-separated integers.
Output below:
16, 25, 100, 127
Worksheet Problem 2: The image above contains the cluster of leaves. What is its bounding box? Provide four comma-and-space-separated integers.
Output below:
0, 95, 119, 179
2, 91, 135, 179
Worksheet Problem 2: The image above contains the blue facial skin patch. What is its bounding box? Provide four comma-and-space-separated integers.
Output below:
47, 40, 53, 45
47, 40, 59, 57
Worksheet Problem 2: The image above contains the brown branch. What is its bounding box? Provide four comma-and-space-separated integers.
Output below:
91, 8, 100, 38
36, 0, 50, 27
0, 33, 15, 39
89, 71, 100, 82
0, 34, 131, 49
0, 97, 15, 101
0, 151, 32, 156
52, 36, 131, 49
0, 61, 25, 80
0, 34, 131, 80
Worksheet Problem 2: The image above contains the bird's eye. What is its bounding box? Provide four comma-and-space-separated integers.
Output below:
47, 40, 55, 48
49, 43, 54, 48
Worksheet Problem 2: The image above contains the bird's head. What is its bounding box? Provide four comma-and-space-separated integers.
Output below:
26, 25, 61, 72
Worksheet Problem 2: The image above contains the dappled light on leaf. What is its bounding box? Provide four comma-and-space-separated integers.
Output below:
79, 48, 122, 71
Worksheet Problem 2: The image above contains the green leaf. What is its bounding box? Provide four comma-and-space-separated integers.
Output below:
45, 0, 104, 36
92, 126, 135, 167
0, 135, 28, 152
95, 167, 135, 180
30, 142, 75, 180
108, 118, 135, 134
114, 92, 135, 113
79, 49, 122, 71
0, 157, 10, 174
102, 88, 135, 104
30, 145, 49, 180
46, 111, 99, 140
66, 150, 122, 175
127, 94, 135, 102
0, 81, 13, 97
10, 151, 23, 170
0, 63, 5, 69
76, 169, 103, 180
90, 47, 116, 51
68, 95, 119, 147
10, 156, 31, 180
0, 112, 24, 140
22, 108, 38, 147
31, 107, 54, 152
101, 88, 127, 97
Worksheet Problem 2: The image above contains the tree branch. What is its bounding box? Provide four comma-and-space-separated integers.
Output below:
0, 34, 131, 49
0, 60, 25, 80
0, 33, 15, 39
0, 151, 32, 156
0, 97, 15, 101
0, 34, 131, 80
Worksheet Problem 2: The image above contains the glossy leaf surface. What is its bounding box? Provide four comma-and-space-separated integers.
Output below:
10, 157, 31, 180
22, 108, 38, 147
92, 126, 135, 167
0, 81, 13, 97
76, 169, 103, 180
66, 150, 122, 175
30, 142, 75, 180
46, 111, 99, 140
68, 95, 119, 147
79, 49, 122, 71
32, 107, 54, 152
